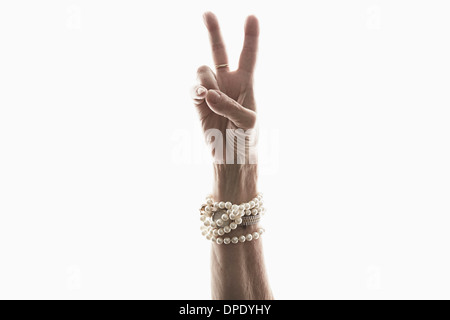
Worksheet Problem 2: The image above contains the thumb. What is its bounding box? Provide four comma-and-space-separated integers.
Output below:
205, 90, 257, 129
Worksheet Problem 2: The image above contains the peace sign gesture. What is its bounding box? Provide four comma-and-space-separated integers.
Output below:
192, 12, 260, 162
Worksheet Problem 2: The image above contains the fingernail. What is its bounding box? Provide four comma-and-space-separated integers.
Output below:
207, 90, 221, 104
197, 86, 206, 95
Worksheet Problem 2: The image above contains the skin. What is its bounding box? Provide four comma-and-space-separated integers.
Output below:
191, 12, 273, 300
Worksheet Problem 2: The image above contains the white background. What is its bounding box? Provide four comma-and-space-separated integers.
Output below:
0, 0, 449, 299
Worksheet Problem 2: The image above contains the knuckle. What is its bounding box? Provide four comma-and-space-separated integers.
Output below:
197, 65, 211, 75
247, 113, 257, 129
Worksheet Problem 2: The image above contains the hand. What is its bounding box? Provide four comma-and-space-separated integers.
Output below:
191, 12, 260, 164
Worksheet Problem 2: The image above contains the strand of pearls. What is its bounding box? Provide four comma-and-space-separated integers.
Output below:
210, 228, 266, 245
199, 193, 266, 245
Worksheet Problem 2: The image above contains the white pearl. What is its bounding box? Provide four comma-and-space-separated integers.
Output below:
257, 207, 262, 214
259, 199, 264, 206
211, 236, 217, 242
214, 202, 220, 209
238, 205, 245, 211
213, 229, 219, 236
200, 215, 206, 222
251, 208, 258, 215
224, 226, 231, 233
206, 234, 212, 240
218, 201, 225, 209
225, 202, 232, 209
239, 235, 246, 243
231, 237, 239, 244
226, 209, 232, 215
235, 218, 242, 225
221, 214, 229, 221
205, 206, 212, 213
211, 221, 216, 228
245, 209, 251, 216
206, 199, 213, 206
249, 201, 255, 208
253, 232, 260, 239
201, 230, 208, 236
258, 228, 264, 235
216, 219, 223, 227
229, 213, 236, 220
216, 238, 223, 245
224, 237, 231, 244
246, 234, 253, 241
231, 204, 238, 211
218, 228, 224, 236
230, 222, 237, 230
204, 220, 211, 227
244, 203, 250, 210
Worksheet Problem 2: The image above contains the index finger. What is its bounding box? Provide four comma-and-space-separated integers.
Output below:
203, 12, 229, 72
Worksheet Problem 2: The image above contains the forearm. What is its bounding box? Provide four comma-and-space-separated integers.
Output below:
210, 164, 273, 300
213, 164, 258, 204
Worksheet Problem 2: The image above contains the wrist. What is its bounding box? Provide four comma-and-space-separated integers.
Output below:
213, 164, 258, 203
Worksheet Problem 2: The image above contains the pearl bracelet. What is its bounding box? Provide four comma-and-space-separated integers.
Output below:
199, 193, 265, 245
212, 228, 265, 245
